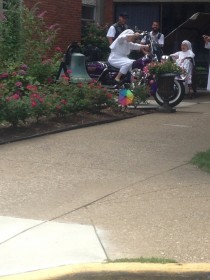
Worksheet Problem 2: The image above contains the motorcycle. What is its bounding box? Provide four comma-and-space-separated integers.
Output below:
59, 36, 185, 108
85, 32, 185, 107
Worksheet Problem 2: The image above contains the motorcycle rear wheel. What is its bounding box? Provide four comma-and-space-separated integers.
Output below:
154, 79, 185, 108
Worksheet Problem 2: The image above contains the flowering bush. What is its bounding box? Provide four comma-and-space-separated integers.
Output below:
47, 79, 117, 116
0, 95, 30, 127
0, 1, 58, 69
132, 83, 151, 106
76, 81, 116, 113
27, 47, 63, 84
0, 63, 37, 98
29, 91, 50, 122
129, 69, 151, 105
0, 2, 117, 127
146, 60, 183, 77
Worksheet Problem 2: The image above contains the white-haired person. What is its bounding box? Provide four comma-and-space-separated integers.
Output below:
169, 40, 195, 88
108, 29, 149, 84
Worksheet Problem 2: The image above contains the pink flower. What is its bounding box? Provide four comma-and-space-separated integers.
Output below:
61, 75, 69, 81
20, 64, 28, 71
15, 82, 22, 88
67, 69, 72, 74
37, 11, 47, 19
56, 105, 61, 110
61, 99, 67, 105
26, 85, 38, 91
6, 97, 11, 102
42, 59, 51, 65
31, 101, 37, 107
0, 72, 9, 79
30, 93, 39, 98
12, 94, 20, 100
18, 70, 26, 76
107, 93, 112, 99
47, 77, 53, 84
143, 66, 149, 74
49, 24, 59, 30
55, 46, 62, 52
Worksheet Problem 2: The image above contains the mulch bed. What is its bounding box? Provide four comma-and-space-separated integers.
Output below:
0, 108, 155, 145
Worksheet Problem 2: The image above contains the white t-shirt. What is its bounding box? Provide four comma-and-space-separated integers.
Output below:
106, 26, 116, 38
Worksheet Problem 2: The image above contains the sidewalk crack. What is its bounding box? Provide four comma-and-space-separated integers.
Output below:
88, 211, 110, 261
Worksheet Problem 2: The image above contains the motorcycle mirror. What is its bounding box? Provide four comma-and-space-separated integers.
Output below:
140, 31, 148, 36
161, 55, 169, 61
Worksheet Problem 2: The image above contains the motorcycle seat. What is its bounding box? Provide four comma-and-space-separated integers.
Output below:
106, 63, 119, 71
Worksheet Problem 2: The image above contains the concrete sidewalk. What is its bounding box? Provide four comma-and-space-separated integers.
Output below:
0, 91, 210, 278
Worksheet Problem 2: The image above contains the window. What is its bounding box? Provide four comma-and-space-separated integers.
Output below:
82, 5, 95, 23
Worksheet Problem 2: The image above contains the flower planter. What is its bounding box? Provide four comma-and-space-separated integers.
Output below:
157, 73, 177, 113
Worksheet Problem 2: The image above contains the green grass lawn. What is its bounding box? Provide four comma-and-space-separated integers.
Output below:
191, 149, 210, 173
109, 257, 177, 264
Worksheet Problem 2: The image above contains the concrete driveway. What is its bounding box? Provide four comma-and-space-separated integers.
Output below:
0, 92, 210, 276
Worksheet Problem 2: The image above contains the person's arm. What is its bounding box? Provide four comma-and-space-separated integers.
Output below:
107, 37, 114, 45
158, 34, 164, 47
140, 36, 147, 45
169, 52, 179, 60
106, 26, 116, 45
202, 35, 210, 49
130, 41, 149, 52
203, 35, 210, 42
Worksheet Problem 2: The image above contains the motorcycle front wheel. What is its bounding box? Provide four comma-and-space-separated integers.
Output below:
154, 79, 185, 108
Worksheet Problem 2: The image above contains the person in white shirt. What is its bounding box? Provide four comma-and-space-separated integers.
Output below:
141, 21, 164, 46
108, 29, 149, 83
106, 12, 129, 45
141, 21, 164, 61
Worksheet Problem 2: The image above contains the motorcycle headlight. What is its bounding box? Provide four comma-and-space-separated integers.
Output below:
161, 55, 169, 61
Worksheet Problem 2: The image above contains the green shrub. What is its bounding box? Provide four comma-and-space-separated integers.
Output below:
0, 3, 117, 126
81, 23, 109, 60
0, 1, 57, 65
1, 95, 30, 127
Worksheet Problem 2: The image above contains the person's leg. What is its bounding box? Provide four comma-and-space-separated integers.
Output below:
115, 60, 134, 82
108, 57, 134, 83
115, 72, 123, 81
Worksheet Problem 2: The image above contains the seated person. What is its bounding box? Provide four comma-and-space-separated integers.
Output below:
169, 40, 195, 86
108, 29, 149, 84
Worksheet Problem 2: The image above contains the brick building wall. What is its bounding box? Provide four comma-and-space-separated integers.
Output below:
24, 0, 82, 52
103, 0, 114, 26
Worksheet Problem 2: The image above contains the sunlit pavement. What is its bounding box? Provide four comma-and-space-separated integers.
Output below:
0, 91, 210, 277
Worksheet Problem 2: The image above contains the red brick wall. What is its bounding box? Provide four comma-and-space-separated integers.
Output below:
24, 0, 82, 52
104, 0, 114, 26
